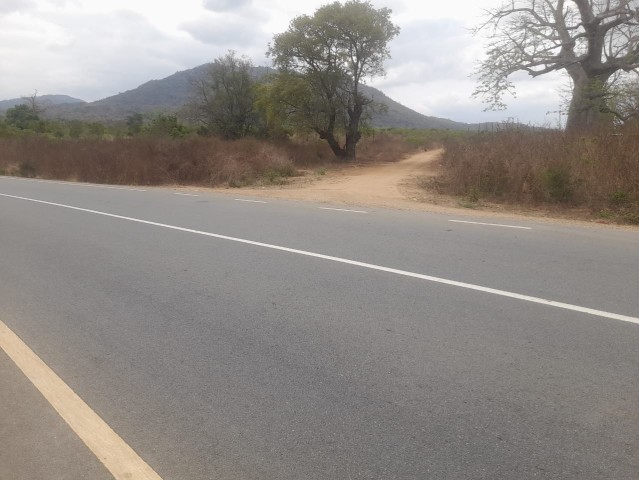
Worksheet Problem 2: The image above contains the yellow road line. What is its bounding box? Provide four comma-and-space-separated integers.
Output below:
0, 319, 163, 480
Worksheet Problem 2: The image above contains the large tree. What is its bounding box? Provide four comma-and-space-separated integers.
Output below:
474, 0, 639, 132
5, 104, 40, 130
607, 75, 639, 123
191, 51, 261, 139
267, 0, 399, 161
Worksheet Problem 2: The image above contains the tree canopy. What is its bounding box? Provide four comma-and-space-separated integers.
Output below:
5, 104, 40, 130
191, 51, 261, 139
267, 0, 399, 160
474, 0, 639, 132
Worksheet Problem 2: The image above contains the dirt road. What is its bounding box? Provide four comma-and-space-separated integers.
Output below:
233, 149, 448, 211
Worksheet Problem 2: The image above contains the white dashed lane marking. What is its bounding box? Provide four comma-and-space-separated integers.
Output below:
449, 220, 532, 230
319, 207, 368, 214
234, 199, 267, 204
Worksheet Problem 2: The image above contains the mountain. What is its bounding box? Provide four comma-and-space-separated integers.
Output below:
39, 65, 277, 123
0, 94, 85, 112
361, 86, 467, 130
90, 64, 212, 112
3, 64, 471, 129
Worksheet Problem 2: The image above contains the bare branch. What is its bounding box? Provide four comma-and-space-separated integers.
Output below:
474, 0, 639, 130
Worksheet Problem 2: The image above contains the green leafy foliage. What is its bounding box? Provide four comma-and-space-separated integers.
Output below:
266, 0, 399, 160
126, 113, 144, 136
144, 114, 188, 138
5, 104, 40, 130
191, 51, 262, 139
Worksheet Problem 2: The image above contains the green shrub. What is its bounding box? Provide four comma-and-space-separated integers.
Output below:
609, 190, 630, 206
541, 165, 573, 202
19, 162, 37, 178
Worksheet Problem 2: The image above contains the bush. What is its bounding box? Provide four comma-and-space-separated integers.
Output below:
19, 162, 37, 178
539, 165, 574, 203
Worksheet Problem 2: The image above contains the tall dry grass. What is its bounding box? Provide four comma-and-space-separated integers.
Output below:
356, 132, 418, 163
0, 137, 317, 187
0, 133, 414, 187
439, 128, 639, 224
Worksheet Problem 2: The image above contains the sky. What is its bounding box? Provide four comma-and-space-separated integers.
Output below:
0, 0, 568, 125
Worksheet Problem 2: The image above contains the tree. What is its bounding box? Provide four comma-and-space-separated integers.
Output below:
255, 72, 336, 138
68, 120, 84, 139
474, 0, 639, 132
126, 113, 144, 136
5, 104, 40, 130
145, 114, 188, 138
267, 0, 399, 160
87, 122, 106, 137
22, 90, 46, 116
191, 51, 261, 139
606, 75, 639, 124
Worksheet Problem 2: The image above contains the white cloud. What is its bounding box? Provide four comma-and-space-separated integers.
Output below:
181, 14, 269, 48
0, 0, 569, 123
0, 0, 35, 14
203, 0, 252, 12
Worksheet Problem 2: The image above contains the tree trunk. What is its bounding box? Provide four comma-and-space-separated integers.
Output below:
344, 102, 363, 161
317, 111, 347, 159
565, 73, 613, 133
318, 129, 346, 159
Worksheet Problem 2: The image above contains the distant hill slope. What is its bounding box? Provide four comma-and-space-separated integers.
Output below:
361, 86, 467, 130
3, 64, 472, 130
0, 94, 85, 112
90, 64, 212, 111
38, 65, 274, 123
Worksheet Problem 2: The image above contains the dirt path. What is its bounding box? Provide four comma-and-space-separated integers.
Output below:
228, 149, 451, 211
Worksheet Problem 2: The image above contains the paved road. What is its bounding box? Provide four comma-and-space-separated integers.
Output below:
1, 176, 638, 479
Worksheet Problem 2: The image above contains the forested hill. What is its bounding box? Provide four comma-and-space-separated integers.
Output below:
0, 94, 85, 111
1, 64, 469, 130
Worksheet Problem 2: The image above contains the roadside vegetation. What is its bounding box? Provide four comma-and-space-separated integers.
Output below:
435, 126, 639, 225
0, 128, 416, 188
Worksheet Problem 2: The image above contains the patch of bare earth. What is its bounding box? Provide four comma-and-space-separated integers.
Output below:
188, 149, 635, 229
220, 149, 456, 211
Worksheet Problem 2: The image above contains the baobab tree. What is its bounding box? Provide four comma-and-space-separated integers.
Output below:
474, 0, 639, 132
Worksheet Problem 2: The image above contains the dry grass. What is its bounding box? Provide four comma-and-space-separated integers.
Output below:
0, 137, 299, 187
356, 132, 418, 163
277, 131, 416, 167
0, 133, 415, 188
437, 127, 639, 224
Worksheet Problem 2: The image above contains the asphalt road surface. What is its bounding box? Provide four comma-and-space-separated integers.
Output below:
1, 176, 638, 479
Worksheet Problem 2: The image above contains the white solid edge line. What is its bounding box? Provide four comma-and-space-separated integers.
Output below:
319, 207, 368, 214
0, 319, 163, 480
1, 192, 637, 326
1, 176, 147, 192
449, 219, 532, 230
234, 198, 267, 204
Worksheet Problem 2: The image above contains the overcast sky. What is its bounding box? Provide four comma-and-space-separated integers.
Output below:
0, 0, 567, 125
